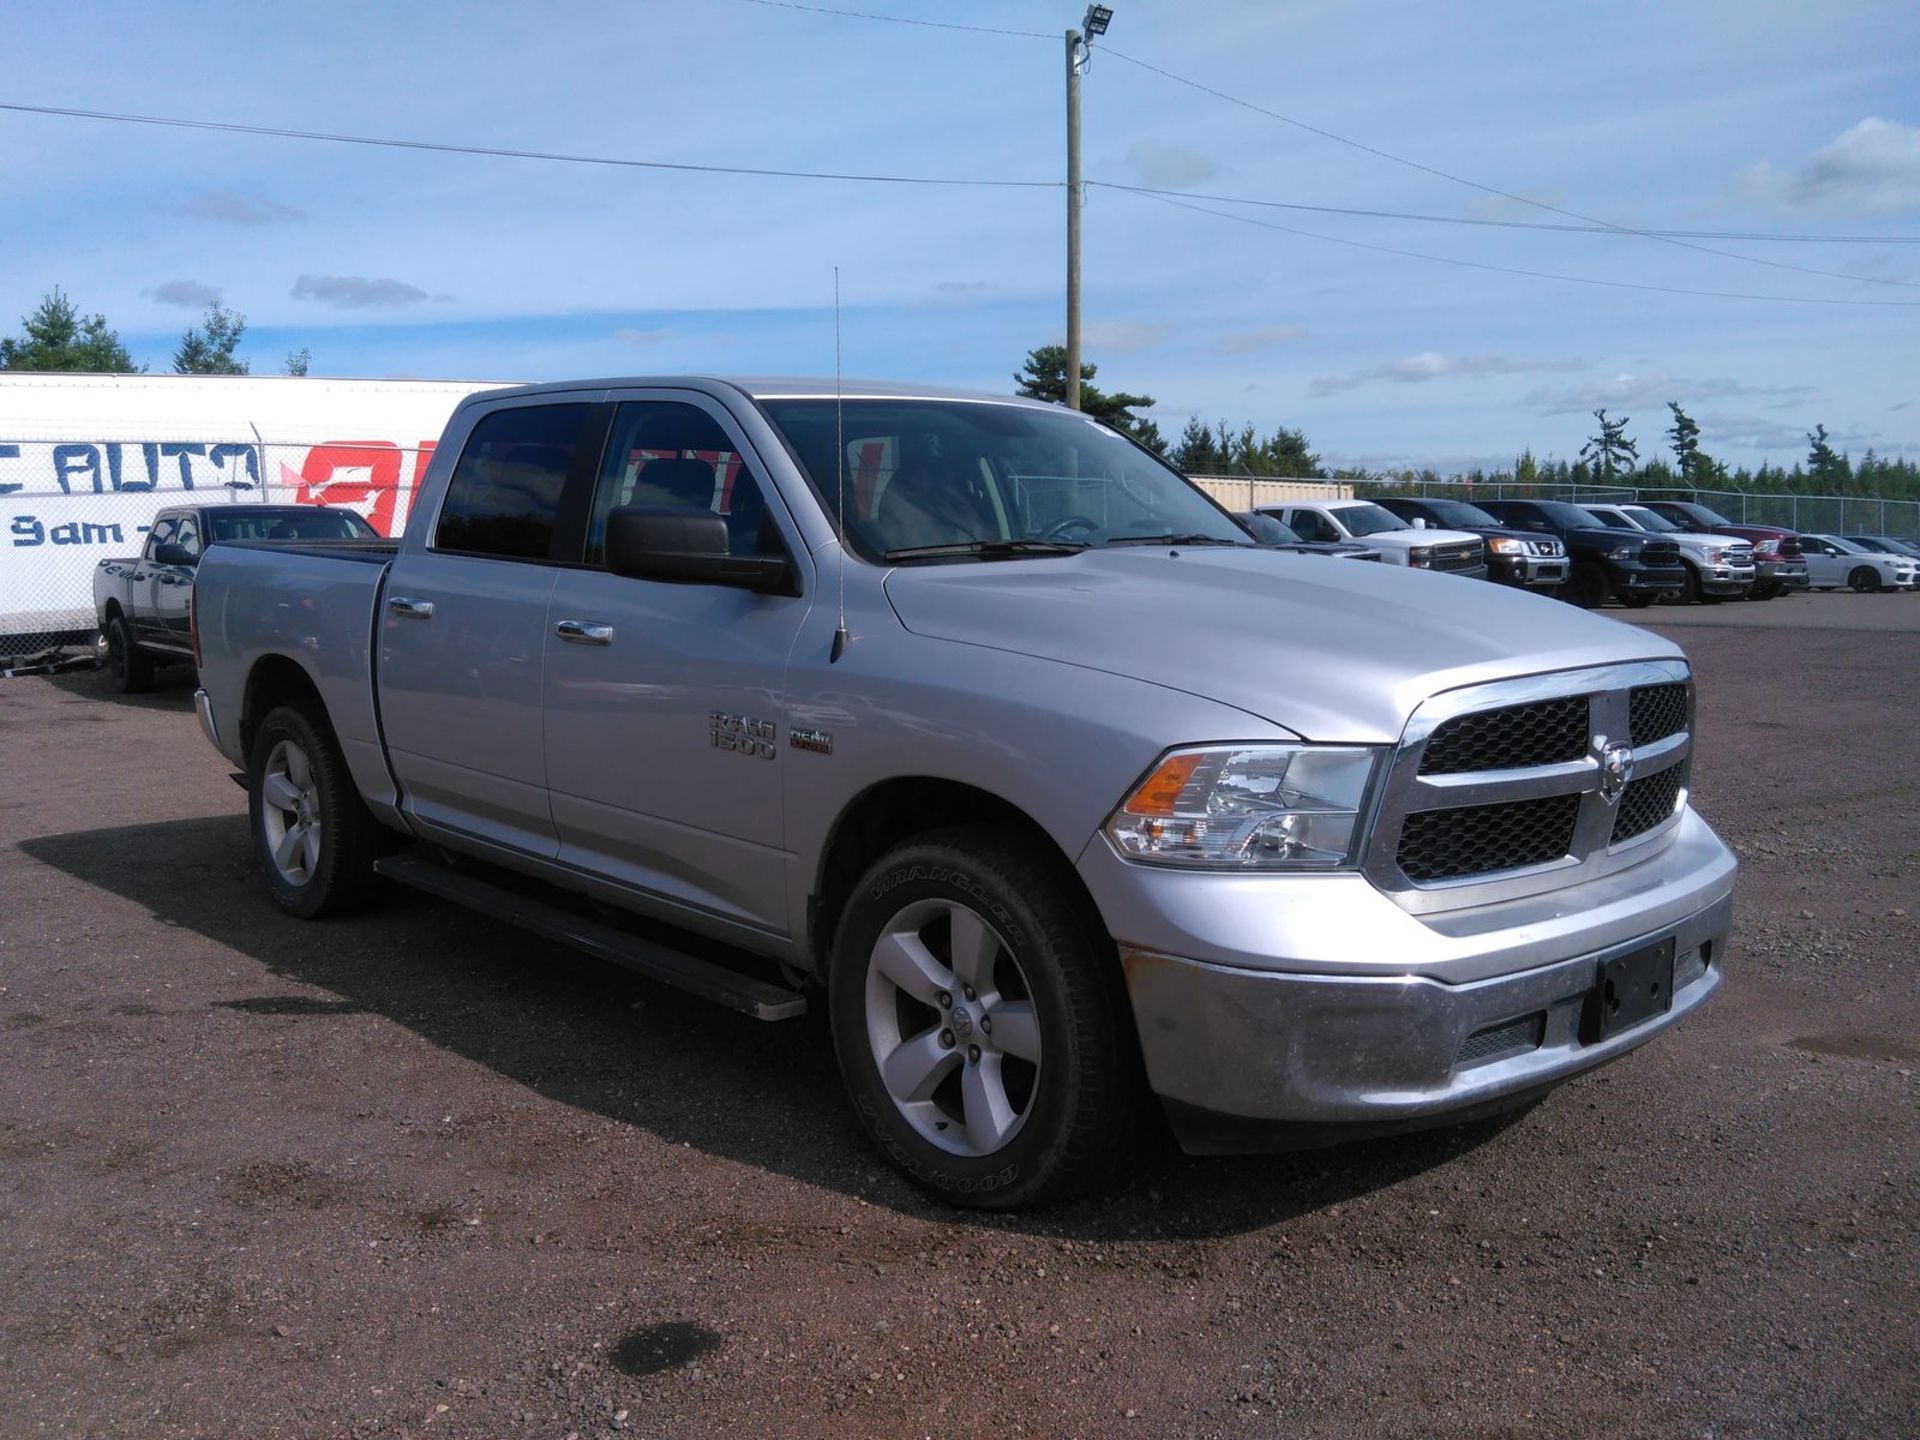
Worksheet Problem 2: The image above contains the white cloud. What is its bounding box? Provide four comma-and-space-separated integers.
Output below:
1081, 320, 1170, 352
1124, 141, 1222, 189
1312, 352, 1584, 396
613, 327, 674, 345
149, 279, 222, 308
292, 274, 431, 308
1527, 372, 1816, 415
1697, 413, 1873, 454
1211, 325, 1308, 355
1739, 118, 1920, 215
175, 190, 305, 225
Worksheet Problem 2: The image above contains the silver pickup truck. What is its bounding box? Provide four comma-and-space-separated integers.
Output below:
191, 378, 1736, 1208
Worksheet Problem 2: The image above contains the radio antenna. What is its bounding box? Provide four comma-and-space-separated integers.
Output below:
830, 266, 850, 663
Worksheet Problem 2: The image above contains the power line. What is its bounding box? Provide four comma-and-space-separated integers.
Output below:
0, 100, 1061, 191
1129, 189, 1920, 308
1099, 46, 1916, 289
734, 0, 1050, 38
1091, 181, 1920, 247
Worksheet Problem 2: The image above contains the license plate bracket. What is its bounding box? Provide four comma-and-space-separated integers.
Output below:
1582, 937, 1676, 1043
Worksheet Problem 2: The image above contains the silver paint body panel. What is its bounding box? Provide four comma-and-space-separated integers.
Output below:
191, 375, 1737, 1136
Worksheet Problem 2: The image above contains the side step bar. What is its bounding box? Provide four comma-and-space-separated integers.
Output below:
373, 853, 808, 1022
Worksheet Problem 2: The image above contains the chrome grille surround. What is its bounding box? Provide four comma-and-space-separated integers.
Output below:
1363, 659, 1693, 916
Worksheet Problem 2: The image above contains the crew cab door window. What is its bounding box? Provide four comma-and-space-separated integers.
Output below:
433, 403, 590, 561
1288, 510, 1340, 543
172, 515, 204, 561
143, 516, 177, 561
582, 401, 787, 566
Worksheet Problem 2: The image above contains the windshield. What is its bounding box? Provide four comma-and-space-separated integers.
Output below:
758, 398, 1249, 561
1687, 503, 1734, 526
207, 509, 377, 543
1420, 499, 1500, 528
1534, 500, 1608, 529
1621, 506, 1680, 532
1330, 503, 1411, 537
1236, 511, 1303, 544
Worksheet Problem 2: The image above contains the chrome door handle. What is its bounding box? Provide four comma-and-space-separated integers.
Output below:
387, 596, 435, 619
555, 619, 613, 645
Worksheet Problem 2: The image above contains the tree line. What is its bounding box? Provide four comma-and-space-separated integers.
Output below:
1015, 346, 1920, 502
0, 286, 310, 376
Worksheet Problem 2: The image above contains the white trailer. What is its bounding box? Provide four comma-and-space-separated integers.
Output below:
0, 373, 516, 650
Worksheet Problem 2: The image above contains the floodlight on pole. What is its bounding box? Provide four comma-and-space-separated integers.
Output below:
1083, 6, 1113, 36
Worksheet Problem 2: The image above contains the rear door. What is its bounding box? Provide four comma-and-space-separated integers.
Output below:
540, 392, 813, 938
378, 397, 605, 858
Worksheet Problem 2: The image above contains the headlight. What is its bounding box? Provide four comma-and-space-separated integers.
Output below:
1705, 547, 1727, 563
1408, 546, 1431, 566
1105, 745, 1381, 870
1488, 537, 1523, 555
1752, 540, 1779, 557
1606, 545, 1637, 562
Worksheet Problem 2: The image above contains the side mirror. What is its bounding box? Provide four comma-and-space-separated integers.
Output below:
605, 506, 793, 594
153, 542, 196, 567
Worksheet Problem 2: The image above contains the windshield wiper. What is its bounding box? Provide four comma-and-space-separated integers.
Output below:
1105, 531, 1245, 547
882, 539, 1089, 562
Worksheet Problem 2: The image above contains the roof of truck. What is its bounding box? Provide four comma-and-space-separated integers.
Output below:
464, 377, 1056, 407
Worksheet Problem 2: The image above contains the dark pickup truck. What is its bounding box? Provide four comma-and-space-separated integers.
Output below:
94, 503, 376, 691
1374, 495, 1569, 591
1478, 499, 1684, 609
1638, 500, 1809, 600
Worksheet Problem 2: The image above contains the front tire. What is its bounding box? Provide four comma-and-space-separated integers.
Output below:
829, 824, 1132, 1209
1849, 566, 1882, 593
104, 615, 153, 694
248, 702, 384, 919
1561, 561, 1608, 609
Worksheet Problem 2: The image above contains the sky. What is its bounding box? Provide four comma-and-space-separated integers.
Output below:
3, 0, 1918, 472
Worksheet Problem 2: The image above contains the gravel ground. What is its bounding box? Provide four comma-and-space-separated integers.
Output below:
1, 602, 1915, 1439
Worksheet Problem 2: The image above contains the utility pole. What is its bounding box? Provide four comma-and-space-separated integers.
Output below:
1064, 26, 1083, 412
1064, 8, 1110, 413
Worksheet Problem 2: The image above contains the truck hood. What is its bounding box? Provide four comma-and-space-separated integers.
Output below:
1357, 527, 1480, 550
883, 547, 1680, 744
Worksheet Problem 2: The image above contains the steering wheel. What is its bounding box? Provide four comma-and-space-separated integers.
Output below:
1041, 514, 1103, 544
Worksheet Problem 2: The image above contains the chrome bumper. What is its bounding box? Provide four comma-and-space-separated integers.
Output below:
1083, 809, 1736, 1146
194, 687, 222, 751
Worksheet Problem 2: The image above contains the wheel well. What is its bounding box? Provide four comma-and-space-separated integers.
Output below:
101, 600, 123, 623
810, 778, 1108, 976
239, 655, 325, 761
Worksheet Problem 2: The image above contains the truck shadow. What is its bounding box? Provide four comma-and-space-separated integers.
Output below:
45, 665, 198, 709
21, 814, 1526, 1241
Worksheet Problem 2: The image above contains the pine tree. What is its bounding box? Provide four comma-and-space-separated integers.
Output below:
172, 301, 250, 375
0, 287, 139, 371
1579, 408, 1639, 480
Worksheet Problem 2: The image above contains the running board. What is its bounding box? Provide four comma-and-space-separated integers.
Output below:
373, 853, 808, 1022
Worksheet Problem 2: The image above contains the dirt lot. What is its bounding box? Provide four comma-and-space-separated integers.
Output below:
2, 595, 1915, 1439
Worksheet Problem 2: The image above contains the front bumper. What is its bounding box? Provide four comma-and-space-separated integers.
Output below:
1488, 554, 1569, 588
1612, 560, 1685, 595
1757, 560, 1810, 591
1081, 808, 1736, 1147
1698, 564, 1756, 596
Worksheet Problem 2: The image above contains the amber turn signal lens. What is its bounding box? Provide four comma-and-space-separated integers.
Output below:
1125, 752, 1206, 816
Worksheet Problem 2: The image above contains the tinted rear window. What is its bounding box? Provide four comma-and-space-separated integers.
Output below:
207, 509, 376, 543
436, 404, 589, 560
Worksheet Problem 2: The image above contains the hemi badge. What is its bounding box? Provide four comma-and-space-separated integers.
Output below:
790, 728, 833, 755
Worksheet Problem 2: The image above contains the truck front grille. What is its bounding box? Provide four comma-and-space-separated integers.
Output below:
1628, 683, 1689, 746
1639, 540, 1682, 567
1365, 661, 1694, 912
1611, 761, 1685, 844
1419, 696, 1589, 774
1396, 792, 1580, 882
1428, 542, 1483, 573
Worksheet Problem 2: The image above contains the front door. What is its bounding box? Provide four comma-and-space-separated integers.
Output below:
378, 398, 598, 858
1801, 539, 1842, 586
540, 393, 813, 939
150, 511, 202, 647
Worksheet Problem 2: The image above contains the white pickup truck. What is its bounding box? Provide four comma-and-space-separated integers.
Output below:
1260, 498, 1488, 577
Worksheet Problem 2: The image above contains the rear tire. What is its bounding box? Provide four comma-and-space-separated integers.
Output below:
248, 702, 385, 919
104, 615, 153, 694
1849, 566, 1881, 593
828, 824, 1133, 1210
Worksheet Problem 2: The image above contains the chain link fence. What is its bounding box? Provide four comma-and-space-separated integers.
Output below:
1, 436, 435, 659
